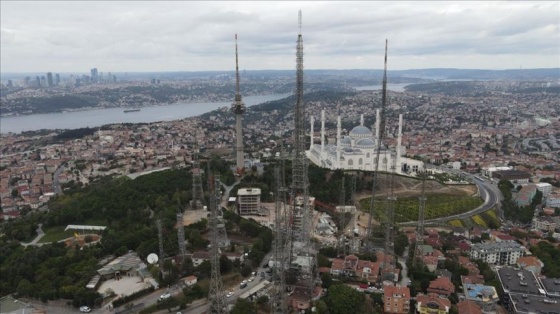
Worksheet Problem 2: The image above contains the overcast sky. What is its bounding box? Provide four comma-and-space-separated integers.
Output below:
1, 1, 559, 73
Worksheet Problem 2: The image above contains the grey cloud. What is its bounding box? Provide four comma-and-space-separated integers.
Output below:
1, 1, 558, 72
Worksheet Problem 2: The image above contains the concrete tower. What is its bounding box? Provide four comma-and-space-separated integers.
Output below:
231, 34, 246, 174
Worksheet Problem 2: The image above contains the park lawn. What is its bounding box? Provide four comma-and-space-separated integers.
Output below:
38, 225, 75, 243
360, 193, 484, 223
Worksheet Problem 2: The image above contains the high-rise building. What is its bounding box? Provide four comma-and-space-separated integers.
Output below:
90, 68, 98, 83
55, 73, 60, 85
47, 72, 54, 87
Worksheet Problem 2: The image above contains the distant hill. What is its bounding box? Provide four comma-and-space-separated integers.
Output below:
3, 68, 558, 82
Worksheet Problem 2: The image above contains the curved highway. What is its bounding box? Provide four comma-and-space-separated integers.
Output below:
399, 171, 501, 226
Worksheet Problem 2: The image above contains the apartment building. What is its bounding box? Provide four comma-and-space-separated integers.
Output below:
470, 242, 524, 265
383, 286, 411, 314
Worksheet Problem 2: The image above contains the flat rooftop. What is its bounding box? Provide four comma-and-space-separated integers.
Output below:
540, 278, 560, 299
509, 293, 559, 314
497, 267, 544, 296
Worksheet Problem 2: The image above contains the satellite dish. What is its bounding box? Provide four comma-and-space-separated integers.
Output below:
147, 253, 159, 264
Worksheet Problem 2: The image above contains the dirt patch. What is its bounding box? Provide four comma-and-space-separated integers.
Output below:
183, 209, 209, 226
63, 234, 101, 248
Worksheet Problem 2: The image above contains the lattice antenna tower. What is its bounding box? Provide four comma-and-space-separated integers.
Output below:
413, 171, 427, 269
157, 218, 164, 272
379, 40, 398, 282
338, 175, 347, 256
176, 198, 186, 262
291, 9, 309, 244
207, 173, 228, 314
191, 130, 204, 209
231, 34, 246, 174
271, 167, 288, 314
364, 41, 390, 255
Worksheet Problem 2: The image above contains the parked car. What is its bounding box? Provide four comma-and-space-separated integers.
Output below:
226, 291, 234, 298
79, 306, 91, 313
159, 292, 171, 301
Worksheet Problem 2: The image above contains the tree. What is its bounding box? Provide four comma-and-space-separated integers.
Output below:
220, 254, 233, 273
231, 298, 256, 314
321, 273, 333, 289
324, 283, 366, 314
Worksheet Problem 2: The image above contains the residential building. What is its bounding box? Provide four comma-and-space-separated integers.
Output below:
532, 216, 557, 232
462, 283, 499, 313
191, 251, 211, 267
383, 285, 411, 314
492, 170, 531, 184
535, 182, 552, 198
184, 275, 197, 286
470, 241, 524, 265
416, 293, 451, 314
427, 276, 455, 297
457, 300, 483, 314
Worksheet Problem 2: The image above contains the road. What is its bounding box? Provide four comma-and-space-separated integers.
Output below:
399, 172, 501, 226
53, 164, 65, 195
21, 223, 45, 247
398, 246, 410, 288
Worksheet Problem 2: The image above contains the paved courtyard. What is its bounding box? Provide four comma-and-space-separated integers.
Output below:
97, 276, 150, 298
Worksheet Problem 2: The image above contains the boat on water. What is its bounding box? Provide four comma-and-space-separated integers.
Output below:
124, 109, 141, 113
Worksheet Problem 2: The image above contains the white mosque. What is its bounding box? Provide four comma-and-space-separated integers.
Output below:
307, 109, 424, 175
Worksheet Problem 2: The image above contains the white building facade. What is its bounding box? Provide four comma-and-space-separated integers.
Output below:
470, 242, 524, 265
307, 110, 424, 175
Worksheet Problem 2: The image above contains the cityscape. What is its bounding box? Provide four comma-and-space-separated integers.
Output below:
1, 2, 560, 314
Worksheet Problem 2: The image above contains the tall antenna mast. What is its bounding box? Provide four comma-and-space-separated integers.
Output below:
207, 172, 227, 313
364, 40, 389, 254
413, 172, 427, 268
177, 199, 186, 262
290, 9, 314, 303
271, 166, 288, 314
231, 34, 246, 174
191, 130, 204, 210
379, 39, 397, 282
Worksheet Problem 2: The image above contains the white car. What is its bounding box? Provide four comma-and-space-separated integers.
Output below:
248, 276, 254, 282
159, 292, 171, 301
241, 280, 248, 284
226, 291, 234, 298
79, 306, 91, 313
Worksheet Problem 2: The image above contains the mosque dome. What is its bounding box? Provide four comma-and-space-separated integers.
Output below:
349, 125, 372, 139
355, 138, 375, 148
340, 136, 351, 147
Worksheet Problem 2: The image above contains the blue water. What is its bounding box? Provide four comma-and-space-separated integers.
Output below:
0, 94, 289, 134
